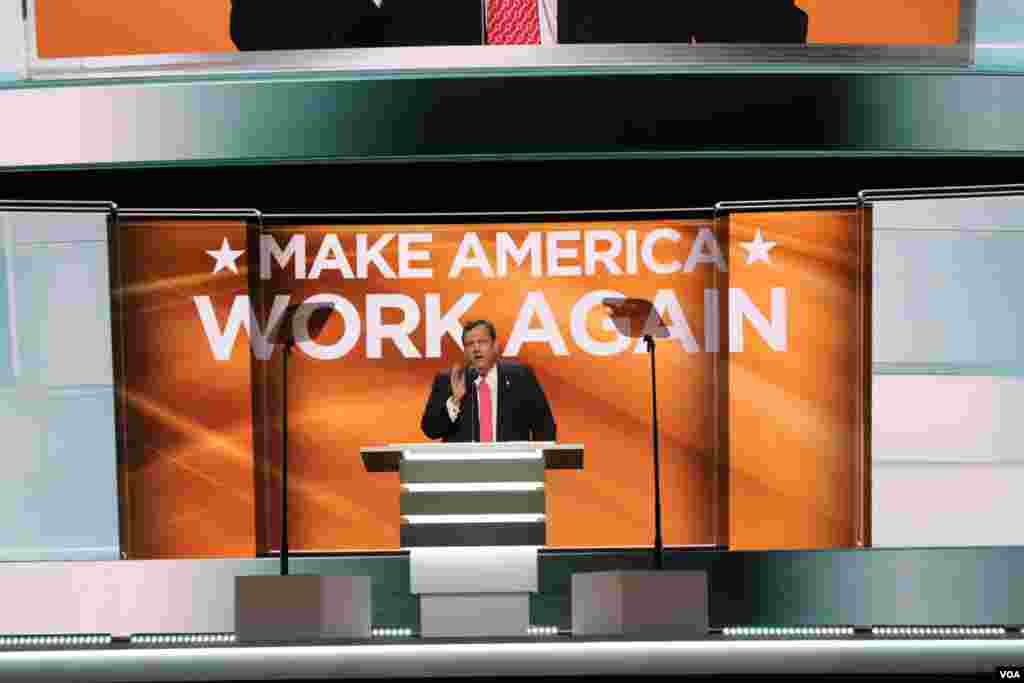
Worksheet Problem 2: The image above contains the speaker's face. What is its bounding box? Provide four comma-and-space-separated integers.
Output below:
463, 324, 499, 375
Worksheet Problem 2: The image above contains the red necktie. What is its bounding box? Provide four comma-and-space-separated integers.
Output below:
478, 377, 494, 442
486, 0, 541, 45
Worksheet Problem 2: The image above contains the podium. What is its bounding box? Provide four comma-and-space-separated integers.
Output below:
362, 441, 583, 638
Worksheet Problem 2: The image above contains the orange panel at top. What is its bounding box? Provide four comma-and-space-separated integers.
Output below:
36, 0, 961, 59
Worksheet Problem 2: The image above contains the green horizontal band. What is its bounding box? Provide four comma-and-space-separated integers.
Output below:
400, 522, 545, 548
400, 491, 545, 516
400, 460, 544, 484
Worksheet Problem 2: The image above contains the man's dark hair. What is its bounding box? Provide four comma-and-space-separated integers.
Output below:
462, 319, 497, 342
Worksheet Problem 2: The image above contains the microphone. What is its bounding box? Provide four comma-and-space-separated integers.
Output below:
466, 366, 479, 442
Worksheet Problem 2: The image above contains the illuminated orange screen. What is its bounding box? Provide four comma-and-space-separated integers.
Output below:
115, 212, 864, 557
37, 1, 960, 58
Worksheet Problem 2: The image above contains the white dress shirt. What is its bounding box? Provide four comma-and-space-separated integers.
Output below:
537, 0, 559, 45
446, 364, 499, 439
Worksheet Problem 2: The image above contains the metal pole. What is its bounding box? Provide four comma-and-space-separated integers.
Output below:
647, 334, 664, 571
281, 343, 290, 577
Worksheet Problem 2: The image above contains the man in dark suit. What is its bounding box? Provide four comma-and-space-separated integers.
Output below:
230, 0, 484, 51
559, 1, 808, 45
421, 320, 556, 443
231, 0, 806, 51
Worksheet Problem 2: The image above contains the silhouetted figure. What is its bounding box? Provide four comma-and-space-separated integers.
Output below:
230, 0, 808, 51
560, 1, 808, 45
230, 0, 484, 50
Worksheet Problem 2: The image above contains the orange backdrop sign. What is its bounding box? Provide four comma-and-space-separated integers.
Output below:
724, 209, 866, 550
37, 1, 961, 59
114, 211, 865, 558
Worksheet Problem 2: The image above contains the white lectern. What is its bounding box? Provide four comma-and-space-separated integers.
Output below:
362, 441, 583, 638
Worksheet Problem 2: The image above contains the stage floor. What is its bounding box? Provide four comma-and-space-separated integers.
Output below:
2, 549, 1022, 680
1, 634, 1022, 681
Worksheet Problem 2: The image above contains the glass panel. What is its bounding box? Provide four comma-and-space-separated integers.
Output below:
718, 205, 866, 550
975, 0, 1024, 69
874, 231, 1024, 368
112, 215, 261, 559
873, 462, 1024, 547
0, 209, 119, 561
873, 375, 1024, 463
871, 192, 1024, 547
0, 0, 25, 82
14, 242, 113, 385
873, 374, 1024, 547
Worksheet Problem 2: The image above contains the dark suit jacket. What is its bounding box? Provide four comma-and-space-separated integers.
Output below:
559, 1, 808, 45
421, 360, 557, 443
230, 0, 484, 51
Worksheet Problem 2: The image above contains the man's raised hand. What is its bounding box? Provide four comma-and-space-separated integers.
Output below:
450, 364, 467, 402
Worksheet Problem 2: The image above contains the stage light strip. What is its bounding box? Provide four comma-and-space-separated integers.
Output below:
371, 628, 414, 638
130, 633, 237, 645
402, 514, 545, 525
527, 626, 560, 637
722, 627, 855, 637
872, 627, 1007, 637
722, 626, 1010, 638
402, 483, 544, 493
0, 634, 111, 647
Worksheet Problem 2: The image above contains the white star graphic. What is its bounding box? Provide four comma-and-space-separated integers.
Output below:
206, 238, 245, 275
739, 229, 777, 265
